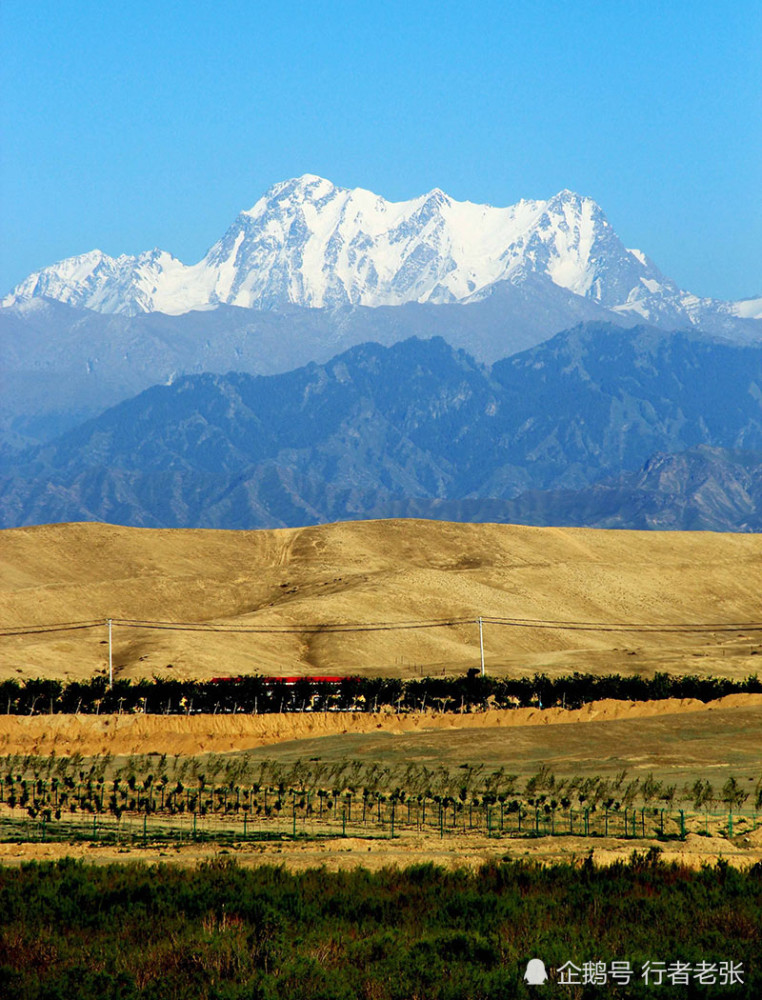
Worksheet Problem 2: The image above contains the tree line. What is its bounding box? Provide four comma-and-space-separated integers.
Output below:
1, 755, 759, 839
1, 669, 760, 715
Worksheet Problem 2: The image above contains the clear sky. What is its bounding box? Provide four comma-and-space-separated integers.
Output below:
1, 0, 760, 301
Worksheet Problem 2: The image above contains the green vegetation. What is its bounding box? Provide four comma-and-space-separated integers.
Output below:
1, 670, 760, 715
0, 855, 759, 999
0, 755, 759, 847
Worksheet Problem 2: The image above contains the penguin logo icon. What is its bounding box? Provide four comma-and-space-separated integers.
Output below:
524, 958, 548, 984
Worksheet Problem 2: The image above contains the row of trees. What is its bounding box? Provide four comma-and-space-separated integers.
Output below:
1, 755, 759, 828
1, 669, 759, 715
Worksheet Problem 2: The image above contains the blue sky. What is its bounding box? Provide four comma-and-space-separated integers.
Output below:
1, 0, 760, 300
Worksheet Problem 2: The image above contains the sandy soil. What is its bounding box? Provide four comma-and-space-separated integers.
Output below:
2, 519, 761, 681
1, 694, 761, 757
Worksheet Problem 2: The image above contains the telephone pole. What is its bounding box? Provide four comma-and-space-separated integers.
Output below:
108, 619, 113, 689
478, 616, 485, 676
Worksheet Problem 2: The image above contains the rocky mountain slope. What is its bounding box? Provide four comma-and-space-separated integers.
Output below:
0, 278, 623, 446
369, 447, 762, 532
3, 326, 761, 530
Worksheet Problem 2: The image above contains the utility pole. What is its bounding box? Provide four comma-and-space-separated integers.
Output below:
108, 619, 113, 689
478, 616, 485, 677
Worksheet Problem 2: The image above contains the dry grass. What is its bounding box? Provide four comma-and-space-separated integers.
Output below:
0, 828, 759, 872
2, 519, 761, 682
234, 700, 762, 789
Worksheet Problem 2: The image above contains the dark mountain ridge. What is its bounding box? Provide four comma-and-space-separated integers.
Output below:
0, 278, 623, 447
368, 447, 762, 532
2, 323, 762, 530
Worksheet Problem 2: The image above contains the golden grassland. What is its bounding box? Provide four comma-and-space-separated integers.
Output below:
2, 518, 761, 682
1, 518, 761, 867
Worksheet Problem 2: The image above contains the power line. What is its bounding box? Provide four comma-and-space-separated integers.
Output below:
483, 614, 762, 627
482, 616, 762, 633
0, 616, 473, 637
1, 614, 761, 638
110, 616, 473, 634
0, 620, 105, 636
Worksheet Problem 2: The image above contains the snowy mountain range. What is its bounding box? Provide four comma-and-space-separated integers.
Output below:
5, 175, 760, 328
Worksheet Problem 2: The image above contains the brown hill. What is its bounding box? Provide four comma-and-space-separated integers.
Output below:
1, 519, 761, 682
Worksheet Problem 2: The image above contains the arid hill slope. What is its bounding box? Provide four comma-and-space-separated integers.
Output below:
1, 519, 760, 681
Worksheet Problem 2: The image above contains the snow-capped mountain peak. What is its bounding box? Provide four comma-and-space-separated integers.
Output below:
2, 176, 757, 331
